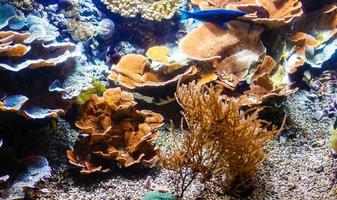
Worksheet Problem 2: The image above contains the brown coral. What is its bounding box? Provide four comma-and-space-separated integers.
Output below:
241, 56, 297, 105
192, 0, 303, 28
109, 47, 195, 105
101, 0, 180, 21
67, 88, 164, 174
161, 82, 282, 197
179, 22, 265, 90
285, 3, 337, 73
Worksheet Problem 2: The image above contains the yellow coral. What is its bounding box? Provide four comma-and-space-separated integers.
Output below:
101, 0, 180, 21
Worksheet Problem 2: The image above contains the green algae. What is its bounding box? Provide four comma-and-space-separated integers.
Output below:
76, 78, 107, 105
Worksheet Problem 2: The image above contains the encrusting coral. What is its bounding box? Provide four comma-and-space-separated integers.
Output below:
67, 88, 164, 174
101, 0, 180, 21
191, 0, 304, 28
161, 82, 283, 197
109, 47, 195, 105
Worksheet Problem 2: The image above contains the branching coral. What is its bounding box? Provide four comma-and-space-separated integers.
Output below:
161, 82, 282, 197
67, 88, 164, 174
109, 47, 194, 105
101, 0, 180, 21
191, 0, 303, 28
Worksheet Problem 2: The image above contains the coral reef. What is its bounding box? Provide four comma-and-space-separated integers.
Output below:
285, 3, 337, 73
179, 21, 265, 90
0, 4, 80, 119
192, 0, 303, 28
0, 30, 79, 119
241, 56, 298, 105
161, 82, 282, 197
67, 88, 164, 174
109, 47, 194, 105
101, 0, 180, 21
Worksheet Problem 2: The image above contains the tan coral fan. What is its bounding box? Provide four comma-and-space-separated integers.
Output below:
67, 88, 164, 174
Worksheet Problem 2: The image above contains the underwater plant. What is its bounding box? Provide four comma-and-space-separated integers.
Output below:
161, 82, 283, 198
67, 88, 164, 173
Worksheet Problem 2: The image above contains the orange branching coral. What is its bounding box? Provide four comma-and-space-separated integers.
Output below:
161, 82, 282, 197
109, 47, 195, 105
191, 0, 303, 28
179, 22, 265, 90
67, 88, 164, 174
285, 3, 337, 73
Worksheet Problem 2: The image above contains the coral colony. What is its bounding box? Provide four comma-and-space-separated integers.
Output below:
0, 0, 336, 199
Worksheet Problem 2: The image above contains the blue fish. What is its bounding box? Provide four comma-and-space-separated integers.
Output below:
180, 9, 247, 27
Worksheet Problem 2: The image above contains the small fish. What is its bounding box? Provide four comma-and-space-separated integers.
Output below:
180, 9, 247, 27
